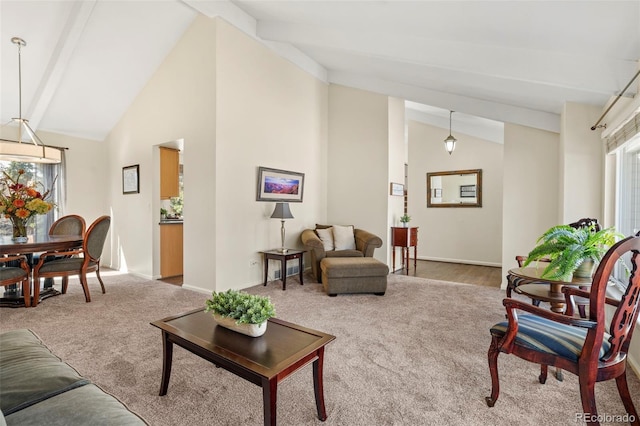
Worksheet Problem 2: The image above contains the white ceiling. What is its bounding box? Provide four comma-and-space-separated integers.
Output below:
1, 0, 638, 143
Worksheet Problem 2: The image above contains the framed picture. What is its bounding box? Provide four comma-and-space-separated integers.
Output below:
460, 184, 476, 198
256, 166, 304, 202
390, 182, 404, 196
122, 165, 140, 194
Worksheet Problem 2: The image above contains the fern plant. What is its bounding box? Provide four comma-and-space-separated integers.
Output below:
522, 225, 621, 280
205, 289, 275, 324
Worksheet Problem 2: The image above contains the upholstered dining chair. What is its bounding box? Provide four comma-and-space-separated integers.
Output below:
0, 255, 31, 307
486, 232, 640, 425
49, 214, 86, 237
32, 216, 110, 306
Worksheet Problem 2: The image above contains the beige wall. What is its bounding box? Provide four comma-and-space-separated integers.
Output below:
104, 16, 217, 284
407, 120, 503, 266
327, 85, 392, 264
215, 19, 328, 289
500, 123, 560, 287
560, 102, 604, 222
103, 16, 328, 292
387, 97, 406, 265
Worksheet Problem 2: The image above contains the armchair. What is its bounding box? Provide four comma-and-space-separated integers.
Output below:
301, 225, 382, 283
486, 232, 640, 424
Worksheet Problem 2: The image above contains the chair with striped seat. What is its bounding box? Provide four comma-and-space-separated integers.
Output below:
486, 232, 640, 425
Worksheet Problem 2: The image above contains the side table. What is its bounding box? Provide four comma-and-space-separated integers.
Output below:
260, 249, 305, 290
391, 226, 418, 274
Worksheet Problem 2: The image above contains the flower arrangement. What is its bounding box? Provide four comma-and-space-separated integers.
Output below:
400, 214, 411, 223
205, 289, 275, 325
0, 169, 54, 240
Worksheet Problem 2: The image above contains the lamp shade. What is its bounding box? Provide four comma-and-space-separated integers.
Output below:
270, 202, 293, 219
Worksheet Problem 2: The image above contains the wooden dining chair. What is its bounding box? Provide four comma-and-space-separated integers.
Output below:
0, 255, 31, 307
49, 214, 86, 237
486, 232, 640, 425
32, 216, 110, 306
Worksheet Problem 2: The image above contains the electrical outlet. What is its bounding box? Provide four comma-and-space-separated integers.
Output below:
249, 259, 259, 267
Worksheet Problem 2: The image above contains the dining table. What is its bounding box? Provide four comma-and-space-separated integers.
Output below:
507, 266, 592, 313
1, 234, 83, 307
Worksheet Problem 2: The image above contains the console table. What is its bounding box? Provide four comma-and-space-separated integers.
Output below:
391, 226, 418, 274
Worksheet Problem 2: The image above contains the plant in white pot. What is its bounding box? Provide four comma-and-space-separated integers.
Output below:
205, 289, 276, 337
400, 214, 411, 227
522, 224, 622, 281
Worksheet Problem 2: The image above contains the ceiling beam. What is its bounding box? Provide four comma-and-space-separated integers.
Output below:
256, 20, 635, 101
27, 0, 97, 132
331, 70, 560, 133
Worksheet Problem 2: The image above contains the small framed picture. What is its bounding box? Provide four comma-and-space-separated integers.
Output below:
256, 166, 304, 202
390, 182, 404, 196
122, 165, 140, 194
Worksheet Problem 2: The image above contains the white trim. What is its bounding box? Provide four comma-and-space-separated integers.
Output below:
417, 255, 501, 268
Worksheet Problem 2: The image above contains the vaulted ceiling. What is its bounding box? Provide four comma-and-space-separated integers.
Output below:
1, 1, 638, 143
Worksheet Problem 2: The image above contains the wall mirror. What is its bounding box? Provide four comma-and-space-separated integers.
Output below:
426, 169, 482, 208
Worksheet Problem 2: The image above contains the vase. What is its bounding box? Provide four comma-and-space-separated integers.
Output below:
10, 216, 30, 243
212, 313, 267, 337
573, 259, 596, 279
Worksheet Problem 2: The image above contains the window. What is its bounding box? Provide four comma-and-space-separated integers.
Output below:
0, 160, 60, 238
613, 134, 640, 287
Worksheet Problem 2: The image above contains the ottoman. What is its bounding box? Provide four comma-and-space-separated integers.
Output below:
320, 257, 389, 296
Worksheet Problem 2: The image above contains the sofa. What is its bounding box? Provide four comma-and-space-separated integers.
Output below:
0, 329, 146, 426
301, 224, 383, 283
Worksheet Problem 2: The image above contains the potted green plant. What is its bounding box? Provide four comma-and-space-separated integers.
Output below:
205, 289, 276, 337
400, 214, 411, 227
522, 224, 621, 280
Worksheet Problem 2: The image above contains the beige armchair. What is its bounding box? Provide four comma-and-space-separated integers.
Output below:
301, 225, 383, 282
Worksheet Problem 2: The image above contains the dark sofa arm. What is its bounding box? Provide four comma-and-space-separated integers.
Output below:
354, 229, 382, 257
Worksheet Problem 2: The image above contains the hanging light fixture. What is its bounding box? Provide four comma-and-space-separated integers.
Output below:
0, 37, 61, 164
444, 110, 457, 155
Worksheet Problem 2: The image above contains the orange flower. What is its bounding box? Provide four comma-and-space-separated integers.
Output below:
26, 188, 38, 197
12, 199, 25, 208
15, 208, 29, 219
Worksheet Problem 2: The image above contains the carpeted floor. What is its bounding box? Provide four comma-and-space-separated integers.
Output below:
1, 273, 639, 425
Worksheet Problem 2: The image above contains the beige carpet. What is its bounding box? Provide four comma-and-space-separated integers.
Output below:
1, 273, 639, 426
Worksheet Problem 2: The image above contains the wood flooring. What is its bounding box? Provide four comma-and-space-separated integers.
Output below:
158, 260, 502, 289
393, 259, 502, 288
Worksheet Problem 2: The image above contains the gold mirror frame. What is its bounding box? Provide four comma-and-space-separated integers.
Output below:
426, 169, 482, 208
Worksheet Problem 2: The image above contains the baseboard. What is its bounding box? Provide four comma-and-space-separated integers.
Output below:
628, 354, 640, 380
417, 256, 501, 268
182, 283, 210, 295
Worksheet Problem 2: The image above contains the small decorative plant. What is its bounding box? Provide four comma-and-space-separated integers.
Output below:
400, 214, 411, 224
205, 289, 275, 325
522, 224, 621, 280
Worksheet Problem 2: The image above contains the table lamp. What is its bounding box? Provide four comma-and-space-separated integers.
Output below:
271, 202, 293, 253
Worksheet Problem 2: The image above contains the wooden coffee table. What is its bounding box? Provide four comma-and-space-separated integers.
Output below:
150, 308, 336, 426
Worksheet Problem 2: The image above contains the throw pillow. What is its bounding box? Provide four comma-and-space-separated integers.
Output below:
333, 225, 356, 250
316, 227, 335, 251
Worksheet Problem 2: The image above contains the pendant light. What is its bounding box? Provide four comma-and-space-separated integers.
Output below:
444, 110, 457, 155
0, 37, 61, 164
